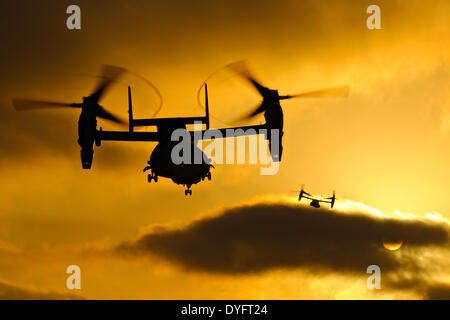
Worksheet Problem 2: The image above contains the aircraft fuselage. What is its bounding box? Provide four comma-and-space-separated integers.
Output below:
148, 142, 211, 186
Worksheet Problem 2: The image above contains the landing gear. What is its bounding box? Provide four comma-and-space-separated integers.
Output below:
147, 173, 158, 183
144, 163, 158, 183
202, 172, 212, 181
184, 185, 192, 196
95, 128, 102, 147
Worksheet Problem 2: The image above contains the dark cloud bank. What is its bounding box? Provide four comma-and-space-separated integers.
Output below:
117, 200, 450, 299
0, 279, 83, 300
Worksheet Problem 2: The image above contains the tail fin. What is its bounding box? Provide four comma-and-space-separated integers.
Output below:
128, 86, 134, 132
331, 191, 336, 208
205, 83, 210, 130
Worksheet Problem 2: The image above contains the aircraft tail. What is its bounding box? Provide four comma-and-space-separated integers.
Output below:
128, 86, 134, 132
205, 83, 210, 130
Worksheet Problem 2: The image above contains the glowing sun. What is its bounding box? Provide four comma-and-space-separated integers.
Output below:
383, 241, 403, 251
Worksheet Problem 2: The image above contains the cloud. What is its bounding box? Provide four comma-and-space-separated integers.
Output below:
387, 274, 450, 300
0, 279, 83, 300
117, 200, 449, 275
115, 199, 450, 298
425, 283, 450, 300
0, 239, 22, 255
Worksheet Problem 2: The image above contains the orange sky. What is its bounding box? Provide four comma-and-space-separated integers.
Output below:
0, 0, 449, 299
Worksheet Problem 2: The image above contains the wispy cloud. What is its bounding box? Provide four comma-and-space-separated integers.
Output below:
0, 279, 84, 300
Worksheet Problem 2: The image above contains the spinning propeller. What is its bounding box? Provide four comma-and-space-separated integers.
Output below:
12, 65, 127, 125
227, 61, 349, 121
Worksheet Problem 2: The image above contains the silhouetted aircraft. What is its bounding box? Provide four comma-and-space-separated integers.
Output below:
298, 186, 336, 208
13, 64, 348, 195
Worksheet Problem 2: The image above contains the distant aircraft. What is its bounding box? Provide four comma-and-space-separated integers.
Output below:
298, 186, 336, 208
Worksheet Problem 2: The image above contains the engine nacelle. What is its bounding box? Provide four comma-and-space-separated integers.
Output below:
81, 148, 93, 169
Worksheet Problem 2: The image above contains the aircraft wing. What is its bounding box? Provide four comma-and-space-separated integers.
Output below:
190, 124, 267, 140
98, 130, 160, 142
98, 123, 266, 142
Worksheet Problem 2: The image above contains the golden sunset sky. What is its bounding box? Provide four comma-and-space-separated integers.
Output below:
0, 0, 449, 299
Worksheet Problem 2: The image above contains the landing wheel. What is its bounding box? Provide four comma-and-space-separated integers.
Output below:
184, 186, 192, 196
95, 128, 102, 147
148, 173, 158, 183
207, 172, 211, 181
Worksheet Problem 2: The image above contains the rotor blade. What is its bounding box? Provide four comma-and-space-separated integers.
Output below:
96, 105, 126, 124
13, 99, 81, 111
280, 85, 350, 100
89, 65, 126, 103
235, 103, 267, 122
247, 103, 267, 118
227, 61, 270, 96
